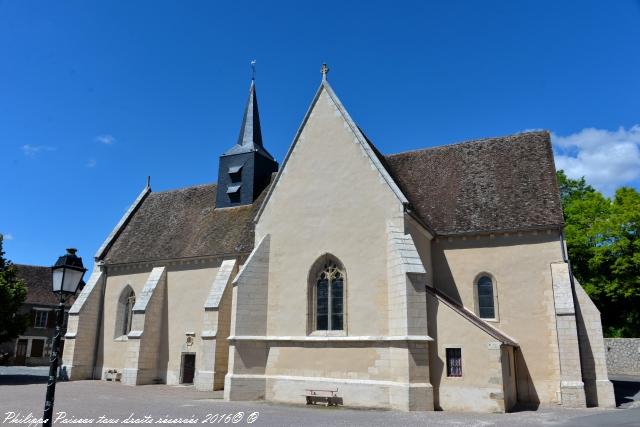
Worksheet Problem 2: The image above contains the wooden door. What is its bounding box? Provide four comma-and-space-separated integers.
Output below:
180, 353, 196, 384
30, 339, 44, 358
15, 339, 28, 365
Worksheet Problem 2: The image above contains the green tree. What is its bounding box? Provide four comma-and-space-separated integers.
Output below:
556, 170, 596, 205
557, 171, 640, 337
0, 234, 29, 344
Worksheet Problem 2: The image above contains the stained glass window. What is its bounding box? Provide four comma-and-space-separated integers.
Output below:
314, 259, 345, 331
477, 276, 495, 319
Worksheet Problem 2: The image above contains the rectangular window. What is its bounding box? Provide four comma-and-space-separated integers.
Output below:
30, 339, 45, 357
34, 310, 48, 328
446, 348, 462, 377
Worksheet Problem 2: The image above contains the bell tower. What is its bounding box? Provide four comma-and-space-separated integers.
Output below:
216, 78, 278, 208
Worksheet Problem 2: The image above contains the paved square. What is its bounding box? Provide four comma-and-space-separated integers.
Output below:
0, 369, 638, 427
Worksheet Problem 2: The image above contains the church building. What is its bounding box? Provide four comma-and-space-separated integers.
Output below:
62, 67, 615, 412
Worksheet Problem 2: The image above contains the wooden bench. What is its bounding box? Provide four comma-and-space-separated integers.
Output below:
304, 388, 340, 406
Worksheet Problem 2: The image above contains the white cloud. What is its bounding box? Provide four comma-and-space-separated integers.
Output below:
21, 144, 56, 157
2, 233, 13, 241
86, 158, 97, 168
96, 134, 116, 145
552, 125, 640, 195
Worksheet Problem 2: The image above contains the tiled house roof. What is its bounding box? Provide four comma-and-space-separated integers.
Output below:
14, 264, 62, 305
384, 131, 564, 235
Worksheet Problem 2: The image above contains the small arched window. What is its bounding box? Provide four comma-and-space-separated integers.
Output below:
115, 286, 136, 338
311, 256, 345, 331
476, 275, 495, 319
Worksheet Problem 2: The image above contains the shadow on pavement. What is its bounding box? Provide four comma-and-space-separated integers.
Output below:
611, 377, 640, 407
0, 373, 48, 385
509, 402, 541, 413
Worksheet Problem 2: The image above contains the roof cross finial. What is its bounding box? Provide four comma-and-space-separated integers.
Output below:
321, 63, 329, 81
250, 60, 256, 80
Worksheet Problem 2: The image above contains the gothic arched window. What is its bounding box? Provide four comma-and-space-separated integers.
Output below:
311, 256, 345, 332
115, 286, 136, 338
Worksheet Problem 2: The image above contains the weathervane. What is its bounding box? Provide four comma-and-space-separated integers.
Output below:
321, 63, 329, 80
251, 60, 256, 80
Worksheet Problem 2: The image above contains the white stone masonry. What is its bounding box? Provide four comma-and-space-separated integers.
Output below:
61, 266, 106, 380
195, 259, 237, 391
225, 235, 271, 401
122, 266, 167, 385
386, 223, 433, 411
550, 262, 586, 408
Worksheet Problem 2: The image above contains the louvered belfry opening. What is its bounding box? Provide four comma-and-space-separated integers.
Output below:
215, 79, 278, 208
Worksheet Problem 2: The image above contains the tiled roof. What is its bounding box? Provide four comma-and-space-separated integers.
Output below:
14, 264, 75, 306
103, 182, 269, 264
384, 131, 564, 235
101, 131, 563, 265
425, 286, 518, 346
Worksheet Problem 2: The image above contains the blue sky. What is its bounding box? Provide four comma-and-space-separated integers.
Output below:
1, 1, 639, 266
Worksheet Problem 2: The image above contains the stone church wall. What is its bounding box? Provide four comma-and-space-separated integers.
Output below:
98, 269, 151, 375
238, 86, 430, 410
426, 292, 515, 412
96, 260, 222, 385
573, 278, 615, 407
431, 231, 564, 405
165, 263, 220, 384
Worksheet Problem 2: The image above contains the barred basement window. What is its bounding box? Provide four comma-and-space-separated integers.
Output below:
310, 255, 345, 332
446, 348, 462, 377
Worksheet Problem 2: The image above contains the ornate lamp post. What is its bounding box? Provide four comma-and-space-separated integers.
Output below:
43, 248, 86, 427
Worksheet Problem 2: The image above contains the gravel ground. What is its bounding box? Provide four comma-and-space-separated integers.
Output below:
0, 368, 638, 427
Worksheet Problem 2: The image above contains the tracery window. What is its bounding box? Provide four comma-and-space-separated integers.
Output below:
312, 258, 345, 331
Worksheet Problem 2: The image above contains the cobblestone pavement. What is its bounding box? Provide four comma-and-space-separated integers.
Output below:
0, 371, 638, 427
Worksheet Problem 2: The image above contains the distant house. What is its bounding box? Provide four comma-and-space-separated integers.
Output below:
0, 265, 74, 366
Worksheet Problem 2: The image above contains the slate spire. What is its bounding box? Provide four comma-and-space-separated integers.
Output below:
223, 80, 274, 160
216, 78, 278, 208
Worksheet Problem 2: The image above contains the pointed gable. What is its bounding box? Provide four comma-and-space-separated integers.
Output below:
255, 80, 408, 223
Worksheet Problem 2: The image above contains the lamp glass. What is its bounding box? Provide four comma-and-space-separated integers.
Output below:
62, 269, 84, 294
52, 269, 64, 293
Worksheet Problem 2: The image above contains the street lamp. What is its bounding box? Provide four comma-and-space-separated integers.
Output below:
43, 248, 86, 427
